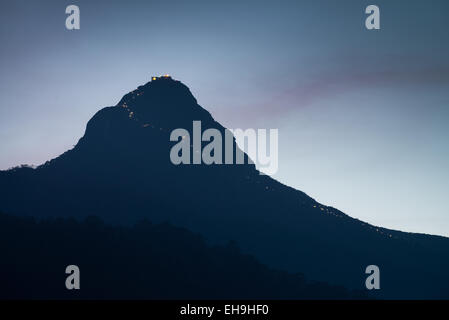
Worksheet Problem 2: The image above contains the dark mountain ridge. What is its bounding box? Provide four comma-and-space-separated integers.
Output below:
0, 212, 367, 299
1, 76, 448, 298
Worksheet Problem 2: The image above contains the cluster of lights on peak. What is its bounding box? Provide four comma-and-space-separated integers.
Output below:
152, 74, 172, 81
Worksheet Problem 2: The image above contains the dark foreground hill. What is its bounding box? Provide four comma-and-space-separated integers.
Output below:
0, 213, 366, 299
1, 77, 448, 298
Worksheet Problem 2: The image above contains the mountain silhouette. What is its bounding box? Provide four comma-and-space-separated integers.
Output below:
0, 212, 367, 299
1, 76, 448, 299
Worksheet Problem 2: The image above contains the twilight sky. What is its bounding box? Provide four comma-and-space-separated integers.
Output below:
1, 0, 448, 236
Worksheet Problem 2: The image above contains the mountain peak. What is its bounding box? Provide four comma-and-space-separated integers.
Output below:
117, 76, 194, 107
114, 77, 214, 132
151, 74, 173, 81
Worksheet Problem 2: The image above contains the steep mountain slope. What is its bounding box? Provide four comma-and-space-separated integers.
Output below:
1, 77, 448, 298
